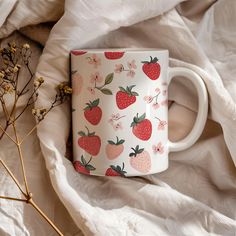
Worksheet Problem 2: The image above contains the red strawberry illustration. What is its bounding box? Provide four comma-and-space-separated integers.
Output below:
116, 85, 139, 109
142, 56, 160, 80
106, 136, 125, 160
78, 127, 101, 156
84, 99, 102, 125
104, 51, 124, 60
105, 163, 127, 176
71, 50, 87, 56
73, 155, 96, 175
129, 145, 151, 173
131, 113, 152, 141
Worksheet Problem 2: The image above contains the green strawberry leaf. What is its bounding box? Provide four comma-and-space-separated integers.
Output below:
110, 165, 116, 170
81, 155, 86, 165
152, 57, 158, 63
138, 148, 144, 153
117, 139, 125, 145
84, 104, 91, 110
126, 86, 131, 93
71, 70, 77, 75
129, 153, 135, 157
108, 140, 116, 145
128, 85, 136, 91
141, 61, 149, 64
133, 117, 138, 123
119, 86, 126, 92
101, 88, 112, 95
105, 73, 114, 85
130, 121, 136, 127
86, 165, 96, 171
78, 131, 86, 136
139, 113, 146, 121
72, 108, 76, 112
116, 165, 122, 172
92, 98, 99, 107
88, 132, 95, 136
131, 91, 139, 96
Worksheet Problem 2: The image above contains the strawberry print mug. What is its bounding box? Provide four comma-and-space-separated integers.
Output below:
71, 49, 208, 177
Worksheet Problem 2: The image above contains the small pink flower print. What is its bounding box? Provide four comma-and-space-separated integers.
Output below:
152, 102, 160, 109
90, 72, 103, 84
87, 87, 95, 95
108, 118, 114, 124
127, 70, 135, 78
109, 113, 125, 130
152, 142, 164, 154
113, 122, 123, 131
114, 60, 137, 77
114, 64, 124, 73
158, 120, 167, 130
162, 90, 167, 96
111, 113, 120, 120
87, 54, 101, 68
161, 99, 168, 106
144, 96, 154, 104
155, 87, 160, 93
127, 60, 137, 70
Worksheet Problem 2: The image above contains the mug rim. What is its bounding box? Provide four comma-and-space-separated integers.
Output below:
71, 48, 168, 53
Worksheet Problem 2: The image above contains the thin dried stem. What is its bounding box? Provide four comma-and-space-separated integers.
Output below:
0, 159, 27, 198
12, 122, 30, 195
28, 199, 63, 236
0, 195, 27, 203
0, 123, 16, 144
20, 125, 37, 144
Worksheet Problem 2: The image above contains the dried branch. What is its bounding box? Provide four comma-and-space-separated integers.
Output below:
0, 42, 69, 235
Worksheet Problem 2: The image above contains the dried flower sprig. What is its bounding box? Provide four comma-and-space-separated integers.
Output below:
0, 42, 69, 236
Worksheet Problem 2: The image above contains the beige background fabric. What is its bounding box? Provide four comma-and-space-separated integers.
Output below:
0, 0, 236, 235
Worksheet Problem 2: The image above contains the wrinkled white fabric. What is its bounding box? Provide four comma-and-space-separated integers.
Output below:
0, 0, 236, 235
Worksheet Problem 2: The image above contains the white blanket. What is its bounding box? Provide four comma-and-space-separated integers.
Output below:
0, 0, 236, 235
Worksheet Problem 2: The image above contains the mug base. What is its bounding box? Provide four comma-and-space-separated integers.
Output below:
75, 162, 169, 177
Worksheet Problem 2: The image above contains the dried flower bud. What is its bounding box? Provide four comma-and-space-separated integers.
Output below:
32, 109, 37, 116
5, 69, 10, 74
10, 42, 16, 48
10, 47, 16, 53
63, 86, 72, 94
2, 84, 13, 93
32, 108, 47, 122
0, 72, 4, 79
3, 60, 9, 65
22, 43, 30, 49
34, 77, 44, 87
13, 66, 19, 73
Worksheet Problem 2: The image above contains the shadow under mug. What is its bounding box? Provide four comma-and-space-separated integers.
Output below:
71, 48, 208, 177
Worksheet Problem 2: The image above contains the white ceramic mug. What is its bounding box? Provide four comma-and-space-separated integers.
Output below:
71, 49, 208, 177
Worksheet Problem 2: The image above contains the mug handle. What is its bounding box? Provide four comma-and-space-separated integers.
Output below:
167, 67, 208, 152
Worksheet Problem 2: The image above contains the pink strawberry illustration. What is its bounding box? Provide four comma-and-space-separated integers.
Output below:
84, 99, 102, 125
142, 56, 160, 80
129, 145, 151, 173
71, 50, 87, 56
116, 85, 139, 109
73, 155, 96, 175
78, 127, 101, 156
105, 163, 127, 176
106, 136, 125, 160
131, 113, 152, 141
104, 52, 124, 60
